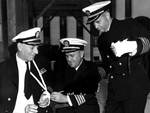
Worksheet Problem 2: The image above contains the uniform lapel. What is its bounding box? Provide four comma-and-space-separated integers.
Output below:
11, 57, 19, 90
74, 60, 88, 81
30, 61, 42, 83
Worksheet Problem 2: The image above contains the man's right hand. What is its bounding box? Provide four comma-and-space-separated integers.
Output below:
38, 91, 50, 108
25, 104, 38, 113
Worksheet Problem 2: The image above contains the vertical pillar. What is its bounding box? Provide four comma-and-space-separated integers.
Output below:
0, 0, 2, 42
125, 0, 132, 18
111, 0, 116, 18
1, 0, 8, 59
0, 0, 4, 61
60, 16, 67, 39
83, 16, 91, 60
76, 17, 83, 38
42, 16, 50, 44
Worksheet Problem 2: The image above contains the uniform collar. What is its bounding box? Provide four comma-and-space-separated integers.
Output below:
75, 59, 83, 71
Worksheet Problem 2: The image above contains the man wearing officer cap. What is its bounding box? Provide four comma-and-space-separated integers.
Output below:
50, 37, 101, 113
0, 27, 52, 113
83, 1, 150, 113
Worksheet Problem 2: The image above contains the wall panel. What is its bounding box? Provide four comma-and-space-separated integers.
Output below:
67, 16, 77, 38
50, 16, 60, 45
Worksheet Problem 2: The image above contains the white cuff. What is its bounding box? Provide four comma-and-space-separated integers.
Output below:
67, 95, 73, 106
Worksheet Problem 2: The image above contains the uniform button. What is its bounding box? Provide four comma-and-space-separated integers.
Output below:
119, 62, 122, 66
46, 110, 48, 113
109, 65, 112, 68
5, 110, 8, 113
8, 97, 11, 101
107, 55, 110, 58
122, 73, 125, 76
110, 76, 114, 79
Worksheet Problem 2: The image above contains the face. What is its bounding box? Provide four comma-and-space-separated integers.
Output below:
93, 11, 110, 32
65, 50, 84, 69
17, 43, 39, 61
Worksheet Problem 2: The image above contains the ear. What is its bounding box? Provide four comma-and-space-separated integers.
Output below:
105, 11, 110, 19
17, 43, 23, 51
80, 51, 84, 58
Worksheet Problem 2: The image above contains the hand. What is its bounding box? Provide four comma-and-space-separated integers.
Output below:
25, 104, 38, 113
51, 91, 68, 103
97, 67, 106, 79
111, 39, 137, 57
147, 92, 150, 99
38, 91, 50, 108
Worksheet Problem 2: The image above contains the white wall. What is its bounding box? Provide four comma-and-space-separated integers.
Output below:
67, 16, 77, 38
50, 16, 60, 45
116, 0, 150, 19
116, 0, 125, 19
132, 0, 150, 18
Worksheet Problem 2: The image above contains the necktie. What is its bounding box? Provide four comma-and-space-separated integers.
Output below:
24, 62, 31, 99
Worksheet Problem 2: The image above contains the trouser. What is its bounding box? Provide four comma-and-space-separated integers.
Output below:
105, 95, 147, 113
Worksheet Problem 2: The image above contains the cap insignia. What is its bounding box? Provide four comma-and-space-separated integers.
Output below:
63, 40, 70, 47
85, 10, 91, 16
35, 31, 40, 38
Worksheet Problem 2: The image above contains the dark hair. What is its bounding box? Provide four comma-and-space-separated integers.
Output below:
134, 16, 150, 31
8, 43, 17, 56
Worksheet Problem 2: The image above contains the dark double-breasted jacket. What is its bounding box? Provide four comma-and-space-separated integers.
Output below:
98, 18, 150, 100
0, 55, 52, 113
52, 59, 101, 113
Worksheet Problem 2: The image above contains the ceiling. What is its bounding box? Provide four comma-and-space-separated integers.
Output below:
29, 0, 102, 19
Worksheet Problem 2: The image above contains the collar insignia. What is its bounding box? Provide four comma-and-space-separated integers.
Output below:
40, 68, 47, 74
85, 10, 91, 16
63, 40, 70, 47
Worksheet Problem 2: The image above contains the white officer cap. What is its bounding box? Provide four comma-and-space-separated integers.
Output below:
12, 27, 41, 45
82, 0, 111, 24
60, 38, 88, 53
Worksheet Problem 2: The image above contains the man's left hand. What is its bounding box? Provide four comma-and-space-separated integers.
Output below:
38, 91, 50, 108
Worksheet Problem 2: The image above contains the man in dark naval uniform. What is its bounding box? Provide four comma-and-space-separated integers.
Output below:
83, 1, 150, 113
0, 27, 52, 113
50, 38, 101, 113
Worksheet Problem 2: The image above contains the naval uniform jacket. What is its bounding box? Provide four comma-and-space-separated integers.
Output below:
0, 55, 52, 113
52, 59, 101, 113
98, 18, 150, 100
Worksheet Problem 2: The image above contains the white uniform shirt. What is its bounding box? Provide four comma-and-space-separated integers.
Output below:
13, 54, 34, 113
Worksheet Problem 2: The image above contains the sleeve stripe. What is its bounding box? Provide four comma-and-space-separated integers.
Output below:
79, 95, 85, 104
74, 94, 86, 106
139, 37, 150, 54
78, 95, 82, 105
75, 95, 80, 105
81, 95, 86, 103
